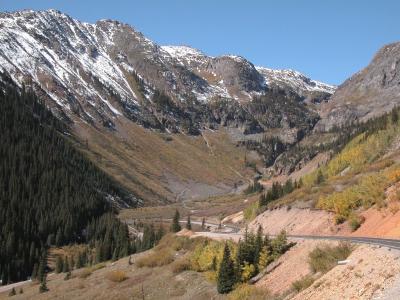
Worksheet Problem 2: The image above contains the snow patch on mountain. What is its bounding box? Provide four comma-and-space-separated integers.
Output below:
0, 9, 336, 131
161, 45, 207, 67
256, 67, 336, 95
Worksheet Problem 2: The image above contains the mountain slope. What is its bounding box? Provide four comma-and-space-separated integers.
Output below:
0, 9, 338, 204
0, 76, 137, 283
0, 9, 335, 135
316, 42, 400, 131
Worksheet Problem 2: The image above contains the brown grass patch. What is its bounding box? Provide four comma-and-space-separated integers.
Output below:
78, 268, 92, 279
170, 257, 191, 274
106, 270, 128, 282
136, 249, 174, 268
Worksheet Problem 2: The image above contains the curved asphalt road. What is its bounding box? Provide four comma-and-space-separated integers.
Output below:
135, 219, 400, 250
193, 231, 400, 251
178, 219, 400, 250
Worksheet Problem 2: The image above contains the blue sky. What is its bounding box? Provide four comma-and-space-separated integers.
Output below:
1, 1, 399, 85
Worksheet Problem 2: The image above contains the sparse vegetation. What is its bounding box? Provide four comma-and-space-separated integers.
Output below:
243, 201, 259, 222
292, 275, 315, 292
317, 164, 400, 220
227, 284, 269, 300
78, 268, 93, 279
136, 248, 175, 268
309, 242, 352, 274
170, 256, 191, 274
8, 288, 16, 297
349, 214, 365, 231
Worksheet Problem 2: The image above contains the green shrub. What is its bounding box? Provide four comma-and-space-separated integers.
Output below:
292, 275, 315, 292
243, 202, 259, 222
227, 284, 269, 300
309, 242, 352, 274
349, 214, 365, 231
190, 240, 227, 272
334, 215, 346, 225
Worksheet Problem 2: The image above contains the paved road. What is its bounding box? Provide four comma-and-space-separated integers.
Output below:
132, 217, 400, 250
193, 231, 400, 250
289, 235, 400, 250
179, 220, 241, 232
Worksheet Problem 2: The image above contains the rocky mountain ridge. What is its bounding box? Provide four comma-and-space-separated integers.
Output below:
0, 9, 335, 137
316, 42, 400, 131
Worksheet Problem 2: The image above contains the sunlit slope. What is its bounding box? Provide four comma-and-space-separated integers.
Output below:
74, 119, 254, 204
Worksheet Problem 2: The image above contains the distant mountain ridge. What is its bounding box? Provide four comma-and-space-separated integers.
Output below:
0, 9, 335, 136
316, 42, 400, 131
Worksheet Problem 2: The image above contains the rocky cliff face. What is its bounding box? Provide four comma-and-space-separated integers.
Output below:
316, 42, 400, 131
0, 9, 335, 137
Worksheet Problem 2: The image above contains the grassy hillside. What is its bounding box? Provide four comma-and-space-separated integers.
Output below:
0, 234, 290, 300
73, 119, 255, 205
255, 108, 400, 227
0, 80, 135, 283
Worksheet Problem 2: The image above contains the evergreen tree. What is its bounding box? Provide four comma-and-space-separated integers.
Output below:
31, 263, 38, 280
211, 256, 217, 271
19, 288, 23, 294
69, 256, 75, 271
271, 230, 288, 255
217, 243, 236, 294
55, 256, 63, 274
75, 253, 83, 268
55, 229, 63, 247
0, 78, 135, 282
171, 210, 181, 232
39, 274, 49, 293
64, 270, 71, 281
8, 288, 16, 297
392, 109, 399, 124
316, 169, 325, 184
186, 215, 192, 230
111, 248, 118, 262
258, 246, 269, 270
254, 225, 263, 269
37, 253, 46, 283
62, 257, 69, 273
155, 225, 165, 242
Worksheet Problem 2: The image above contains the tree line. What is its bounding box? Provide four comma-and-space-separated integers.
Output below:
217, 228, 293, 293
0, 77, 137, 284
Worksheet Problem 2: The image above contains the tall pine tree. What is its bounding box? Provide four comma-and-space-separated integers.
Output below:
171, 210, 181, 232
217, 243, 235, 294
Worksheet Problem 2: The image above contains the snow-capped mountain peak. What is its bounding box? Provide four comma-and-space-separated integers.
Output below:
161, 45, 205, 59
256, 67, 336, 96
0, 9, 335, 134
